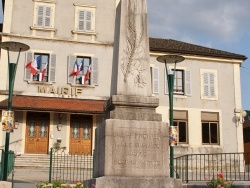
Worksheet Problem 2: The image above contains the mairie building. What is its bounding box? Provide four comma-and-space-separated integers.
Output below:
0, 0, 247, 157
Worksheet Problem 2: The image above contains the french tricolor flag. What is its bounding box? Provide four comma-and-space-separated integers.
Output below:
84, 64, 91, 83
25, 56, 42, 75
69, 60, 83, 77
39, 62, 48, 81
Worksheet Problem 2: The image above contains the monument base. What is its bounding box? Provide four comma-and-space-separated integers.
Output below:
84, 176, 182, 188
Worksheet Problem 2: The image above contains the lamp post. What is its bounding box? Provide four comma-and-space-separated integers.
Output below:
157, 55, 185, 178
0, 41, 29, 181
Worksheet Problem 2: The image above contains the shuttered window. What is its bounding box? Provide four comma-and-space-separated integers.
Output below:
201, 70, 217, 99
24, 52, 56, 83
164, 68, 191, 96
36, 5, 52, 28
68, 55, 98, 86
78, 10, 93, 32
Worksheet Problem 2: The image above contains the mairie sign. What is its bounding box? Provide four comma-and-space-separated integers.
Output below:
38, 85, 83, 96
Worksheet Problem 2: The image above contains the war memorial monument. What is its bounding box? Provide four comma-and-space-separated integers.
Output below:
85, 0, 182, 187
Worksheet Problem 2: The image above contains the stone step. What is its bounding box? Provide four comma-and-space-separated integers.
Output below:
14, 154, 93, 169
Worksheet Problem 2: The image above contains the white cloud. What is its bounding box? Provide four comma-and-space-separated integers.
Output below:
147, 0, 250, 45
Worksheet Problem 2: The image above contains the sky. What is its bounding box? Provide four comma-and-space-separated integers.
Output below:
147, 0, 250, 110
0, 1, 249, 108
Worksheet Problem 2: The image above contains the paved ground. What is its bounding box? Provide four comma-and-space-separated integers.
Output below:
7, 168, 48, 188
5, 168, 250, 188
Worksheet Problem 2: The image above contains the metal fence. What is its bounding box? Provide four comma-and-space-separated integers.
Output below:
175, 152, 250, 183
0, 149, 15, 180
49, 148, 93, 184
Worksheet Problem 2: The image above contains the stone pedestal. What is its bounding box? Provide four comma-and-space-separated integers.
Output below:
84, 96, 182, 188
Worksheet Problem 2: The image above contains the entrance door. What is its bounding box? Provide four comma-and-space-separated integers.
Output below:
25, 113, 49, 154
69, 115, 92, 154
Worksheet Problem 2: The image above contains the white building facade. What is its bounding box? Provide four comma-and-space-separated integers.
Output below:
0, 0, 247, 157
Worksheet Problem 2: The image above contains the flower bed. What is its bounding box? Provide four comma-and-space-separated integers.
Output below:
206, 172, 233, 188
36, 181, 84, 188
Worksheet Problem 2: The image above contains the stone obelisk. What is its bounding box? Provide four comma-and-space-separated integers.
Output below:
85, 0, 182, 187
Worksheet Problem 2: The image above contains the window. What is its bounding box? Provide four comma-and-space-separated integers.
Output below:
33, 2, 55, 28
174, 69, 184, 94
68, 55, 98, 86
165, 68, 191, 96
24, 52, 56, 83
74, 5, 95, 33
243, 127, 250, 143
173, 110, 188, 143
201, 112, 219, 145
201, 69, 218, 100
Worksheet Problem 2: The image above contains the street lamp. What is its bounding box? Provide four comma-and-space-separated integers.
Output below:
157, 54, 185, 178
0, 41, 29, 181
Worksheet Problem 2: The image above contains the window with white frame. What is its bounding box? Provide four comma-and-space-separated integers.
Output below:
201, 69, 218, 100
74, 5, 95, 32
173, 110, 188, 144
24, 52, 56, 83
201, 112, 220, 145
33, 2, 55, 28
68, 55, 98, 86
165, 68, 191, 96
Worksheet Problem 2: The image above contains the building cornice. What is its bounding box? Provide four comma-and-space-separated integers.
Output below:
0, 32, 114, 47
150, 52, 243, 64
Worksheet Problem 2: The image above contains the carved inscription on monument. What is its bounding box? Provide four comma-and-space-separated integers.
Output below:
112, 127, 163, 170
121, 0, 147, 88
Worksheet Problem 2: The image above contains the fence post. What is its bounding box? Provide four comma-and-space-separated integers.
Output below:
49, 148, 53, 183
0, 150, 4, 180
186, 155, 189, 183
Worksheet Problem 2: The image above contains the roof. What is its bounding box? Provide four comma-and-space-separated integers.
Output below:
149, 38, 247, 61
0, 95, 106, 114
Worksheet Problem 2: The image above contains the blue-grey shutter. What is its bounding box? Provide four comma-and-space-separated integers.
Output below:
203, 72, 209, 97
45, 6, 51, 27
78, 10, 85, 30
49, 54, 56, 82
86, 11, 92, 31
24, 52, 33, 81
185, 70, 191, 96
164, 68, 169, 94
68, 55, 76, 84
37, 6, 44, 27
152, 67, 159, 94
91, 58, 98, 85
209, 73, 216, 97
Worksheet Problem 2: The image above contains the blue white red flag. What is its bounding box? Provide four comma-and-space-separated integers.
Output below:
69, 61, 83, 77
84, 64, 91, 83
25, 56, 42, 75
39, 62, 48, 81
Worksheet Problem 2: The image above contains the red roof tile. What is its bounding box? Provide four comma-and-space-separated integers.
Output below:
0, 95, 106, 114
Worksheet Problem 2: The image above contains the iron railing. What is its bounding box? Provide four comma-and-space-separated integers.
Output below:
175, 152, 250, 183
49, 148, 93, 184
0, 149, 15, 180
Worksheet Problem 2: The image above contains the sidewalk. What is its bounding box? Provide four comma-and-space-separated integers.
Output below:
5, 168, 250, 188
7, 168, 49, 188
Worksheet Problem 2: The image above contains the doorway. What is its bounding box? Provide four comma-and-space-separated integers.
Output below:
69, 115, 92, 154
25, 112, 49, 154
